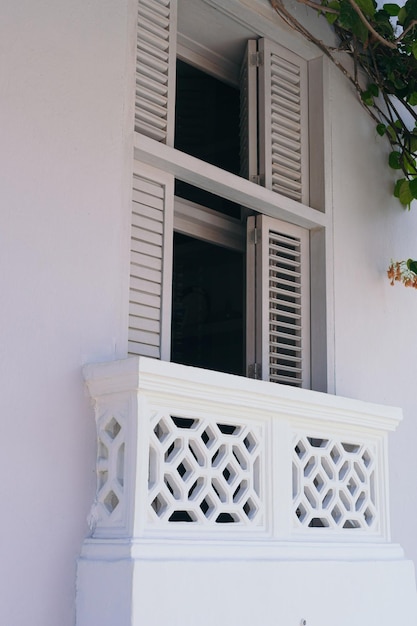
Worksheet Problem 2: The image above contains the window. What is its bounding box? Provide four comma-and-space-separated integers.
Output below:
131, 0, 328, 391
174, 60, 241, 218
171, 210, 245, 376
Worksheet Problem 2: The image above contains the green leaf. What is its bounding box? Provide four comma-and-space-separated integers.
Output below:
368, 83, 379, 97
376, 123, 386, 136
407, 259, 417, 274
354, 19, 369, 42
399, 180, 414, 207
339, 0, 369, 41
389, 151, 402, 169
412, 42, 417, 61
361, 90, 374, 106
398, 6, 407, 24
404, 155, 417, 175
383, 3, 400, 15
326, 12, 339, 24
410, 178, 417, 200
387, 125, 398, 143
409, 92, 417, 106
393, 77, 407, 91
355, 0, 375, 16
374, 9, 395, 36
394, 178, 406, 198
410, 135, 417, 153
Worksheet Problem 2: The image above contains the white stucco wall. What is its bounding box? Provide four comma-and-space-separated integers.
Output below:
328, 64, 417, 566
2, 2, 417, 625
0, 1, 134, 624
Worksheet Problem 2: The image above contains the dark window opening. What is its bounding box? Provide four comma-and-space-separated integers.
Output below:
175, 60, 240, 174
174, 180, 241, 219
171, 232, 245, 376
175, 60, 242, 219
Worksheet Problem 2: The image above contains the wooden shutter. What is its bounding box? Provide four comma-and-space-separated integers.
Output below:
240, 40, 258, 182
248, 214, 310, 388
258, 39, 309, 204
129, 163, 173, 359
135, 0, 177, 145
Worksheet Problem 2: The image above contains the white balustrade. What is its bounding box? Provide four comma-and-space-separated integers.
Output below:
82, 356, 400, 552
77, 357, 417, 626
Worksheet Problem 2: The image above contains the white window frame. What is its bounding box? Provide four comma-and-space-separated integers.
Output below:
133, 0, 335, 393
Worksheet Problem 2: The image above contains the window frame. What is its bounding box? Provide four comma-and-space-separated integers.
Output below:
133, 0, 334, 393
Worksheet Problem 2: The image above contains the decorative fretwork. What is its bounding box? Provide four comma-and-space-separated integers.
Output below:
293, 435, 377, 530
148, 412, 262, 526
92, 413, 125, 528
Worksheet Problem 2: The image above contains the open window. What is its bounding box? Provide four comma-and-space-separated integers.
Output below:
132, 0, 325, 390
136, 0, 311, 202
171, 198, 246, 377
129, 164, 310, 387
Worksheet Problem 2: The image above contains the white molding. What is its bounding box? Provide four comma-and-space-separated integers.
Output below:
83, 357, 402, 432
80, 537, 405, 562
174, 197, 245, 251
134, 134, 329, 230
202, 0, 323, 61
177, 33, 240, 85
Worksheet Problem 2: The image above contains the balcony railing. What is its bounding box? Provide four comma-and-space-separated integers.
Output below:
82, 356, 402, 561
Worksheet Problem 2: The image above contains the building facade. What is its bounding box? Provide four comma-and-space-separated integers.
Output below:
2, 0, 417, 624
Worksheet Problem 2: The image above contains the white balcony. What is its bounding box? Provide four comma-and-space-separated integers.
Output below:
76, 357, 417, 626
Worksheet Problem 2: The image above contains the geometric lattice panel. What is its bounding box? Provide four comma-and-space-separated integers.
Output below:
95, 414, 125, 524
293, 436, 377, 530
148, 412, 262, 526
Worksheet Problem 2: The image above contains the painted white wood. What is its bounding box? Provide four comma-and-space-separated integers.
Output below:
258, 38, 309, 205
136, 0, 177, 145
246, 215, 256, 377
256, 215, 310, 388
173, 197, 245, 251
177, 32, 239, 86
240, 40, 258, 182
310, 226, 330, 392
133, 141, 329, 390
134, 134, 328, 229
308, 56, 326, 212
129, 162, 174, 360
201, 0, 324, 61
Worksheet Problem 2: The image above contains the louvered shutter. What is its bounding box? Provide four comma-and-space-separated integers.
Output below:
252, 214, 310, 388
129, 163, 173, 359
258, 39, 309, 205
240, 40, 258, 182
136, 0, 177, 145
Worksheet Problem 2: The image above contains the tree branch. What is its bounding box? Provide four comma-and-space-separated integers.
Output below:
395, 20, 417, 43
269, 0, 417, 196
288, 0, 340, 14
270, 0, 381, 125
346, 0, 397, 49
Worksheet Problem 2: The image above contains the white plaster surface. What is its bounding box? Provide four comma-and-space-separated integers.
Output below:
328, 64, 417, 570
2, 1, 417, 625
0, 1, 133, 624
77, 557, 417, 626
